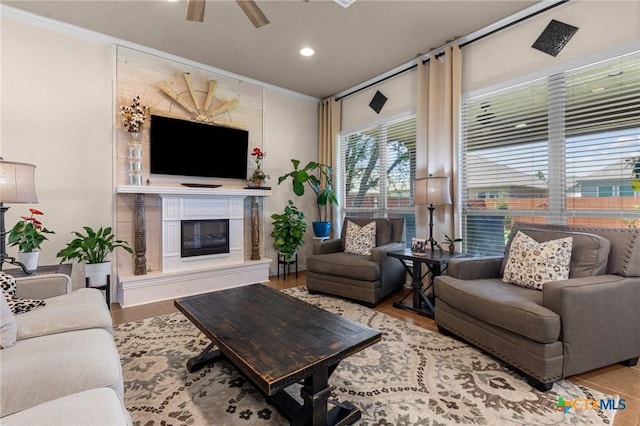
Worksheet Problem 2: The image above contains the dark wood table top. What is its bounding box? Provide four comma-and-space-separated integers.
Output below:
175, 284, 381, 396
388, 249, 469, 265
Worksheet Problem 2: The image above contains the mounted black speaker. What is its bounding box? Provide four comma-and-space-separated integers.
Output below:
369, 90, 387, 114
532, 19, 578, 57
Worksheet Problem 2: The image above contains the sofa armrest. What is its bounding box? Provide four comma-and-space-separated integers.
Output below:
14, 274, 72, 300
543, 274, 640, 375
312, 238, 342, 255
371, 242, 406, 261
446, 256, 503, 280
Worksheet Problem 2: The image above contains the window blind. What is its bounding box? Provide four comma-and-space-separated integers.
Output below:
461, 52, 640, 256
339, 115, 417, 242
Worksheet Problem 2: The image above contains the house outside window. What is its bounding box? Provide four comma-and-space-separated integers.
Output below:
461, 52, 640, 256
339, 115, 417, 246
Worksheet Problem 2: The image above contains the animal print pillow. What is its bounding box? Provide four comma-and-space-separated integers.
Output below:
344, 220, 377, 256
1, 272, 46, 315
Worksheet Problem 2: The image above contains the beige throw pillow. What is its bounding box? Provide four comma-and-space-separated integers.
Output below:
344, 220, 376, 256
502, 231, 573, 290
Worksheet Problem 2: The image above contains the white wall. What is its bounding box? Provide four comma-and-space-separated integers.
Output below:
463, 1, 640, 94
263, 89, 319, 272
1, 16, 114, 284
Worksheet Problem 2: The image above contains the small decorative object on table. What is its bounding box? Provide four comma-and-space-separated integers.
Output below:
247, 146, 269, 187
443, 234, 463, 254
8, 208, 55, 272
411, 238, 427, 253
120, 95, 147, 186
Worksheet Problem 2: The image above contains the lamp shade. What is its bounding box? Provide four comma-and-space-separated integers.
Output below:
0, 160, 38, 203
415, 176, 451, 206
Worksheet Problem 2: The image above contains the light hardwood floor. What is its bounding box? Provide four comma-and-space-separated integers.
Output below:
111, 271, 639, 425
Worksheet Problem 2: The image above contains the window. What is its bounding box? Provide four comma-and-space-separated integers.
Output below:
461, 52, 640, 256
339, 115, 417, 244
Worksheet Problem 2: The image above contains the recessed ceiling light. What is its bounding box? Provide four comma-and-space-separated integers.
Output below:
514, 123, 528, 129
300, 47, 315, 57
591, 87, 605, 93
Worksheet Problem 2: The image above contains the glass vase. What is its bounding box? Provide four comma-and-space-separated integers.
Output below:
127, 132, 143, 186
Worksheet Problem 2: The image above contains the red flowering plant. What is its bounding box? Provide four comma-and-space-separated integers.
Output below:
248, 146, 269, 185
8, 208, 55, 253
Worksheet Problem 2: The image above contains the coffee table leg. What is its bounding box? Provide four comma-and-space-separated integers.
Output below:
186, 342, 223, 373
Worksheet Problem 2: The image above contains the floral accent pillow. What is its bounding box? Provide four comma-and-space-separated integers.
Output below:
1, 272, 46, 315
502, 231, 573, 290
344, 220, 377, 256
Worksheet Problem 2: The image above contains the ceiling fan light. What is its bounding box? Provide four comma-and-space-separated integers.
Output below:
334, 0, 356, 8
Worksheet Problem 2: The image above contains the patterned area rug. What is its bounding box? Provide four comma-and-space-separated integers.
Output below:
114, 286, 617, 425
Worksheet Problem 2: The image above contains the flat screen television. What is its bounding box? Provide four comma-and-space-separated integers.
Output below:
149, 114, 249, 180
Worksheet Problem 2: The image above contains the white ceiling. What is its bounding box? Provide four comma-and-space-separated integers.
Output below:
4, 0, 541, 99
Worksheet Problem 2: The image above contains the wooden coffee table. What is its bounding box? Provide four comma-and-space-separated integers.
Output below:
174, 284, 381, 426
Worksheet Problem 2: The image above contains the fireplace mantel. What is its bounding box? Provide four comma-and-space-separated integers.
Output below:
115, 184, 272, 197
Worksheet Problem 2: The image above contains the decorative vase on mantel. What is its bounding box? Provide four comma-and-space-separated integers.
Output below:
127, 132, 143, 186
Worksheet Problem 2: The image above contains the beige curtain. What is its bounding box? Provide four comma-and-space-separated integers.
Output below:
318, 97, 341, 234
416, 44, 462, 241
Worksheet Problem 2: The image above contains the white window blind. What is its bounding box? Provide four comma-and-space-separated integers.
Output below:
461, 52, 640, 256
339, 115, 417, 242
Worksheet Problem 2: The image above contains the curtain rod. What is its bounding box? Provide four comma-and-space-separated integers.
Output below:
334, 0, 569, 102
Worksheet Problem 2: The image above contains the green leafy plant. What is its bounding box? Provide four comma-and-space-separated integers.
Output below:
443, 234, 463, 253
56, 226, 133, 264
271, 201, 307, 260
8, 208, 55, 253
277, 159, 338, 222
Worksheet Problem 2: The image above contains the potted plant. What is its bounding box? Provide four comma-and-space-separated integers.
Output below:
271, 200, 307, 261
443, 234, 463, 254
7, 208, 55, 272
246, 146, 269, 187
56, 226, 133, 287
278, 159, 338, 238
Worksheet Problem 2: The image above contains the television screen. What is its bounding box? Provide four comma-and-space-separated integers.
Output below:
149, 115, 249, 180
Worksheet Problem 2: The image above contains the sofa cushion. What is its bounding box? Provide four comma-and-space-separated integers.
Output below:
1, 272, 46, 315
502, 231, 573, 290
506, 222, 637, 277
307, 252, 380, 282
16, 288, 113, 340
1, 295, 17, 349
344, 220, 376, 255
0, 388, 132, 426
0, 328, 124, 416
435, 275, 561, 343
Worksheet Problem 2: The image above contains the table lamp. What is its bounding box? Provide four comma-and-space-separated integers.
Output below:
415, 175, 452, 252
0, 159, 39, 273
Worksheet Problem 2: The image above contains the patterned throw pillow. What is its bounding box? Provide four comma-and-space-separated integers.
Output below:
502, 231, 573, 290
1, 272, 46, 315
344, 220, 377, 256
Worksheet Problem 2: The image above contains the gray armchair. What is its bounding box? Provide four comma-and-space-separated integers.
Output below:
306, 217, 406, 307
434, 221, 640, 391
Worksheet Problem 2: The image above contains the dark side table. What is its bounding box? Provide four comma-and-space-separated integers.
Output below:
387, 249, 469, 318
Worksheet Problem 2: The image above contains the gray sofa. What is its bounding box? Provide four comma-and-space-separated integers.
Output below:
306, 217, 406, 306
434, 221, 640, 391
0, 272, 131, 425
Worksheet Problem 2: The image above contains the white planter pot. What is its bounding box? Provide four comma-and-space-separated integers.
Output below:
83, 261, 112, 287
18, 251, 40, 272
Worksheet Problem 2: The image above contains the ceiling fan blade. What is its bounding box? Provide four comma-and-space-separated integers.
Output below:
186, 0, 206, 22
235, 0, 270, 29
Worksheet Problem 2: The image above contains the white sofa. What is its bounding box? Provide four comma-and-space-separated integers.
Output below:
0, 272, 131, 425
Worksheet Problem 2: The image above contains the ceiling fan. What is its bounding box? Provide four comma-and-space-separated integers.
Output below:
186, 0, 356, 29
186, 0, 270, 29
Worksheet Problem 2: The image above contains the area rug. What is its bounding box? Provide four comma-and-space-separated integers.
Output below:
114, 286, 618, 425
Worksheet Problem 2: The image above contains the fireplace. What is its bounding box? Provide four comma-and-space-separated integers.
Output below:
181, 219, 229, 258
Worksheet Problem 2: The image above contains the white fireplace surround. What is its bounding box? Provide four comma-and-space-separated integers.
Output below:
161, 194, 244, 272
116, 185, 271, 307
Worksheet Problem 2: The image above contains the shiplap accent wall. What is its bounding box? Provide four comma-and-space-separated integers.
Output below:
115, 46, 265, 276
